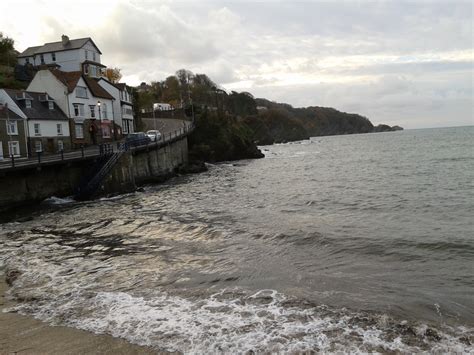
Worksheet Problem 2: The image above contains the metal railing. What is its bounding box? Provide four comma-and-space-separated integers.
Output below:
0, 121, 195, 172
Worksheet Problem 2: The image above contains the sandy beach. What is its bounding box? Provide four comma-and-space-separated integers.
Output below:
0, 277, 160, 355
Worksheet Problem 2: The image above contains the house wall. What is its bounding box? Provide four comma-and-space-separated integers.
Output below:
0, 118, 28, 159
97, 80, 122, 128
27, 120, 70, 138
68, 77, 114, 120
82, 41, 101, 63
27, 70, 71, 117
19, 49, 83, 72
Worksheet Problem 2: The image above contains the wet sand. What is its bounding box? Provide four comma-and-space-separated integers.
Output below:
0, 278, 161, 355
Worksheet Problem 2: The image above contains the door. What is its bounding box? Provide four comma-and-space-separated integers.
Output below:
47, 139, 54, 153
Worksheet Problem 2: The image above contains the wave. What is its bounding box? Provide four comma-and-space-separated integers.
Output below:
4, 277, 472, 353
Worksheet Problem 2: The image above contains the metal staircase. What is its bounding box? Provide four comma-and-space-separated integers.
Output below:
74, 147, 125, 200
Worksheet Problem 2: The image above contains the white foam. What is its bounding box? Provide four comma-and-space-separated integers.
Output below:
41, 196, 75, 205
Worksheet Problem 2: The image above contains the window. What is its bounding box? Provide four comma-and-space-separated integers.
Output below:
102, 103, 107, 119
90, 66, 97, 77
57, 140, 64, 151
84, 64, 89, 75
85, 50, 88, 59
35, 140, 42, 153
6, 121, 18, 135
8, 141, 20, 157
52, 53, 56, 61
92, 52, 96, 62
75, 124, 84, 138
25, 100, 32, 109
102, 125, 111, 138
57, 123, 63, 135
48, 101, 54, 110
76, 86, 88, 98
26, 58, 30, 64
89, 105, 96, 118
40, 54, 45, 64
34, 123, 41, 136
73, 103, 85, 117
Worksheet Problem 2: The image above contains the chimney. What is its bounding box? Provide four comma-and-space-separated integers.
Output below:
61, 35, 70, 46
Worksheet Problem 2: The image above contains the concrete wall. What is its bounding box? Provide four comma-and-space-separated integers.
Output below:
0, 136, 189, 212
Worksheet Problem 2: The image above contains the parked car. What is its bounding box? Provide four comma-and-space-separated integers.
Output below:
125, 132, 151, 147
146, 130, 162, 142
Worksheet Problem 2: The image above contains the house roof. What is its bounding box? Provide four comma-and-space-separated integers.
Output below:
84, 77, 114, 100
18, 37, 102, 58
3, 89, 69, 121
114, 83, 126, 91
50, 69, 83, 93
0, 105, 23, 119
82, 60, 106, 68
48, 69, 114, 100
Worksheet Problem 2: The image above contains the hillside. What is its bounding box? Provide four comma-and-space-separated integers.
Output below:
133, 69, 403, 161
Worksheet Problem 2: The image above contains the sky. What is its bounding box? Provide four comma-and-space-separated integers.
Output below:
1, 0, 473, 128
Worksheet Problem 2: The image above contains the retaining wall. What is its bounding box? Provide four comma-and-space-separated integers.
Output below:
0, 137, 188, 212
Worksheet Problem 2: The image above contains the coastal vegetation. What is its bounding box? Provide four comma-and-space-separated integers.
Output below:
0, 32, 27, 90
133, 69, 402, 162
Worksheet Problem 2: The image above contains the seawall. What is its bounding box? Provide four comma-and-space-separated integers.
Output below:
0, 137, 188, 212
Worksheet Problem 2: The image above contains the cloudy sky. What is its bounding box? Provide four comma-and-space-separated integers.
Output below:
1, 0, 472, 128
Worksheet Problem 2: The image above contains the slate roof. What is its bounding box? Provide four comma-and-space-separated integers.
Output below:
3, 89, 69, 120
18, 37, 102, 58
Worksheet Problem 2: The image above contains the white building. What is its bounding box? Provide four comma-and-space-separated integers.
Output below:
18, 35, 135, 135
27, 69, 116, 146
0, 89, 70, 154
97, 79, 134, 135
18, 35, 105, 78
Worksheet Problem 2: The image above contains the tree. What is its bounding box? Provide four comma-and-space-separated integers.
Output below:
0, 32, 16, 66
105, 67, 122, 83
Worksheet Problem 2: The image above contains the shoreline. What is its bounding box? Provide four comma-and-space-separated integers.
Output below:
0, 277, 160, 355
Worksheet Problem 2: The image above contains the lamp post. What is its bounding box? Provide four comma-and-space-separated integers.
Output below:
97, 100, 101, 144
97, 100, 101, 121
5, 103, 13, 159
152, 103, 157, 140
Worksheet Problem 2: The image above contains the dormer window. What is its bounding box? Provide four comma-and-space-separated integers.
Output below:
76, 86, 88, 98
25, 100, 32, 109
48, 101, 54, 110
52, 53, 56, 61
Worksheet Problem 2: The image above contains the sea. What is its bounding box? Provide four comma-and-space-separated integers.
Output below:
0, 126, 473, 353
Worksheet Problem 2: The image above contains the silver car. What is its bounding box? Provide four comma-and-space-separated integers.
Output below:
146, 130, 162, 142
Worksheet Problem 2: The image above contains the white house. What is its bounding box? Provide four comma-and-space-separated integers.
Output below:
97, 79, 134, 135
0, 89, 69, 155
27, 69, 116, 147
18, 35, 105, 78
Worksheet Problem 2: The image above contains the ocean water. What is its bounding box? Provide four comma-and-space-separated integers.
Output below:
1, 126, 473, 352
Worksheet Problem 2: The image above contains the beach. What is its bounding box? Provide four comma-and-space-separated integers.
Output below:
0, 277, 159, 355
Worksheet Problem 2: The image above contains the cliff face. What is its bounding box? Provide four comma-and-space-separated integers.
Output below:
248, 99, 376, 144
188, 110, 264, 162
